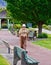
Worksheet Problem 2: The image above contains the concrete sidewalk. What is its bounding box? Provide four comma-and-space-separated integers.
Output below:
0, 29, 51, 65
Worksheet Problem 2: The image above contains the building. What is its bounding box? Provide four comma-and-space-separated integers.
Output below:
0, 10, 11, 29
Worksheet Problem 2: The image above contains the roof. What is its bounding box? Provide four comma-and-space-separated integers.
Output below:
0, 10, 10, 19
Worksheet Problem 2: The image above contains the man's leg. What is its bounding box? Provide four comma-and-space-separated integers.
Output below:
20, 36, 24, 49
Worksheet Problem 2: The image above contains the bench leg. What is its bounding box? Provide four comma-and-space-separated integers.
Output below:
21, 51, 39, 65
13, 56, 19, 65
8, 47, 10, 54
13, 47, 20, 65
21, 51, 27, 65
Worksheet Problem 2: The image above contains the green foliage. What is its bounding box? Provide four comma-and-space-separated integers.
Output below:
43, 24, 48, 29
4, 0, 51, 23
4, 0, 51, 34
0, 8, 3, 12
28, 27, 34, 31
0, 8, 6, 12
13, 24, 17, 29
47, 19, 51, 25
48, 25, 51, 30
38, 33, 48, 38
43, 24, 51, 30
6, 9, 12, 17
33, 25, 37, 28
13, 24, 21, 29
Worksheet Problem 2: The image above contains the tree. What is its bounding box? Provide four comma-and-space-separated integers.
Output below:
4, 0, 51, 34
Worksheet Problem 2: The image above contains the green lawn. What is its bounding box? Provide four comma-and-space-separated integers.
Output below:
32, 34, 51, 49
0, 55, 10, 65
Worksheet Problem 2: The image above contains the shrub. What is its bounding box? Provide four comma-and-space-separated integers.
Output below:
38, 33, 48, 38
43, 24, 51, 30
43, 24, 48, 29
48, 25, 51, 30
28, 27, 34, 31
17, 24, 21, 29
13, 24, 17, 29
33, 25, 38, 28
13, 24, 21, 29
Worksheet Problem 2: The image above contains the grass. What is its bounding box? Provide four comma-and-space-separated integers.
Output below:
32, 34, 51, 49
0, 55, 10, 65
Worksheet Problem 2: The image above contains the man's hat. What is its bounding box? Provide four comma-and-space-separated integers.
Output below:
22, 24, 26, 27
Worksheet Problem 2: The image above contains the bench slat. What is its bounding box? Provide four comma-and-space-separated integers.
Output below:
14, 46, 39, 65
15, 47, 26, 58
26, 55, 39, 63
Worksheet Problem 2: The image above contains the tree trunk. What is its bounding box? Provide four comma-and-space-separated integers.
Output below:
38, 22, 43, 35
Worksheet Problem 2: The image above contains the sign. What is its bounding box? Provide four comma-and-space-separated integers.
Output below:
27, 23, 32, 27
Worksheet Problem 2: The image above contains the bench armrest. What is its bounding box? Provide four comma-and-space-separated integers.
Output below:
25, 55, 39, 64
10, 45, 14, 49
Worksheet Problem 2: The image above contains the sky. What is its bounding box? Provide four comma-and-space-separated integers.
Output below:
0, 0, 7, 8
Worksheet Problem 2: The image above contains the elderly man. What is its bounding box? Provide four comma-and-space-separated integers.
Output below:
19, 24, 28, 50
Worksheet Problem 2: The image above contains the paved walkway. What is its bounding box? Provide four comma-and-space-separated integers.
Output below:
0, 29, 51, 65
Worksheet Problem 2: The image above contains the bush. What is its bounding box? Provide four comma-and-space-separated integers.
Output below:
48, 25, 51, 30
38, 33, 48, 38
13, 24, 17, 29
17, 24, 21, 29
13, 24, 21, 29
43, 24, 48, 29
33, 25, 38, 28
43, 24, 51, 30
28, 27, 34, 32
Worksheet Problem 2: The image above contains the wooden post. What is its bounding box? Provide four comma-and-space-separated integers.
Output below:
8, 47, 10, 54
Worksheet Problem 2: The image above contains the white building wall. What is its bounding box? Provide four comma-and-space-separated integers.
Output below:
7, 19, 10, 28
0, 19, 1, 28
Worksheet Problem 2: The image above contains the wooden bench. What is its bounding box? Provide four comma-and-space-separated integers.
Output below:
28, 31, 37, 40
28, 31, 34, 40
13, 46, 39, 65
2, 40, 14, 54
